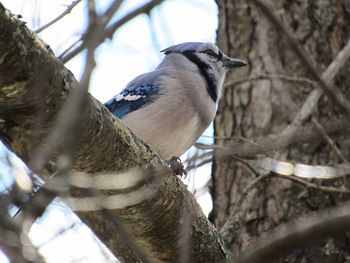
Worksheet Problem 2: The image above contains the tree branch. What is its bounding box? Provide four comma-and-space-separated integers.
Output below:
35, 0, 82, 34
278, 38, 350, 149
60, 0, 164, 62
0, 4, 227, 262
196, 118, 349, 158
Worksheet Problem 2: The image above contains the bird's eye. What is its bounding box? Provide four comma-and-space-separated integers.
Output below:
204, 49, 217, 57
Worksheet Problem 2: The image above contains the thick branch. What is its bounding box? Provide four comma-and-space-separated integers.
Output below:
0, 4, 227, 262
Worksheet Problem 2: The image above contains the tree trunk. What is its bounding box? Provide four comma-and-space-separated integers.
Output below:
213, 0, 350, 261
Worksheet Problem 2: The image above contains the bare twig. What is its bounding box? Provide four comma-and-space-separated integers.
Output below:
225, 74, 316, 88
60, 0, 164, 62
36, 222, 82, 249
35, 0, 82, 33
184, 148, 213, 172
323, 38, 350, 83
104, 0, 123, 21
220, 161, 350, 247
233, 174, 269, 213
196, 118, 349, 159
270, 173, 349, 193
279, 39, 350, 143
245, 156, 350, 192
311, 118, 348, 163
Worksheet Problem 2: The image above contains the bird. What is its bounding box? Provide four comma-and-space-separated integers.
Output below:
104, 42, 246, 161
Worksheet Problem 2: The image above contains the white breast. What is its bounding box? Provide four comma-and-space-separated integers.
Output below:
121, 71, 216, 159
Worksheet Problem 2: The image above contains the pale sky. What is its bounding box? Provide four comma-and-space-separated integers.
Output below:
0, 1, 218, 262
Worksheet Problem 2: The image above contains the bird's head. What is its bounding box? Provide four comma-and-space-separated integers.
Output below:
161, 42, 247, 102
162, 42, 246, 70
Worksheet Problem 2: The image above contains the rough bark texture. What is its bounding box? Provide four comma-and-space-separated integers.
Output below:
0, 4, 228, 262
213, 0, 350, 261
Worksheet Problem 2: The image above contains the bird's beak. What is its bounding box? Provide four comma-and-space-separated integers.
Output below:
222, 56, 247, 68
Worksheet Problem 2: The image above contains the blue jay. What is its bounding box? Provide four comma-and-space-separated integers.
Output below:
104, 42, 246, 160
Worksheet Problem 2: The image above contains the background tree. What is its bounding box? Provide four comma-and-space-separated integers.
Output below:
213, 0, 350, 262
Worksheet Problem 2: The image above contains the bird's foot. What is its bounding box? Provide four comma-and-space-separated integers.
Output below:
167, 156, 187, 178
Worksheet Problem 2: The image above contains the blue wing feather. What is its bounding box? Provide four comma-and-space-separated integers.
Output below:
104, 84, 160, 118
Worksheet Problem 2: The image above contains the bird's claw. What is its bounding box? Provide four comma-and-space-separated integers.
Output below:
167, 156, 187, 178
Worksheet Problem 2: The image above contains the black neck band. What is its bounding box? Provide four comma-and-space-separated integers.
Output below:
182, 51, 217, 102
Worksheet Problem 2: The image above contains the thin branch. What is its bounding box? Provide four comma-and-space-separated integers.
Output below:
225, 74, 317, 88
323, 38, 350, 82
278, 38, 350, 144
311, 118, 348, 163
196, 118, 349, 159
102, 0, 123, 25
35, 0, 82, 33
220, 162, 350, 248
236, 159, 350, 211
60, 0, 164, 62
270, 173, 350, 193
36, 221, 81, 249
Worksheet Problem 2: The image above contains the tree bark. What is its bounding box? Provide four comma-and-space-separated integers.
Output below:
213, 0, 350, 261
0, 4, 227, 262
